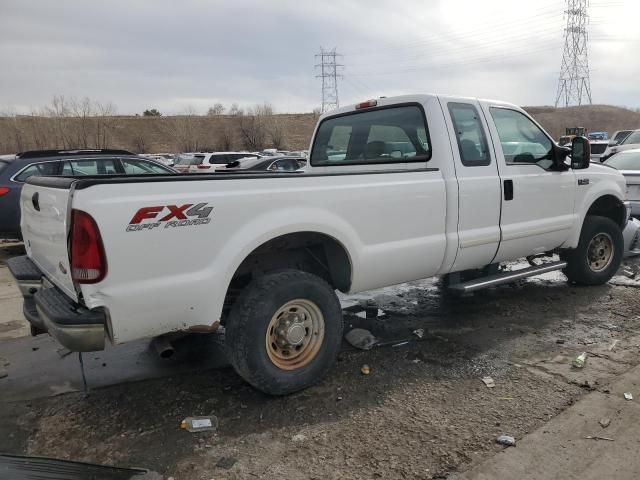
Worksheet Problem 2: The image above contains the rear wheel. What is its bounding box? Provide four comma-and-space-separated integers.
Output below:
561, 215, 623, 285
225, 269, 343, 395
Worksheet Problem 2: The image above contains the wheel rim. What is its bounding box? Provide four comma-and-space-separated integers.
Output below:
587, 232, 614, 272
265, 299, 325, 371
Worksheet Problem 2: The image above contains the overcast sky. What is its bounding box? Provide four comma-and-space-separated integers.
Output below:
0, 0, 637, 114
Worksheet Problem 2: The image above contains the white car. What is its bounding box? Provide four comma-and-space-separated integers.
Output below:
9, 93, 630, 395
601, 129, 640, 162
174, 152, 260, 173
590, 140, 609, 162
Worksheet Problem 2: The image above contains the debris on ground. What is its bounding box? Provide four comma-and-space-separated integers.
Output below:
599, 417, 611, 428
391, 341, 409, 347
622, 267, 636, 279
624, 392, 633, 401
496, 435, 516, 446
585, 435, 614, 441
56, 347, 72, 359
344, 328, 377, 350
556, 339, 565, 344
360, 364, 370, 375
481, 376, 496, 388
292, 434, 307, 443
609, 339, 620, 352
180, 416, 218, 433
572, 352, 588, 368
216, 456, 238, 469
413, 328, 425, 339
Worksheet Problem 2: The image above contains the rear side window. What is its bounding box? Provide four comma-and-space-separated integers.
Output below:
448, 103, 491, 166
210, 155, 231, 164
66, 159, 118, 175
311, 105, 431, 166
590, 143, 608, 155
121, 159, 171, 174
14, 161, 60, 182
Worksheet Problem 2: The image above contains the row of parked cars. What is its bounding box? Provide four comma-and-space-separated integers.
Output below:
0, 148, 308, 239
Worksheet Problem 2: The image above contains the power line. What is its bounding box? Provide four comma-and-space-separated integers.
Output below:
555, 0, 592, 107
315, 47, 343, 113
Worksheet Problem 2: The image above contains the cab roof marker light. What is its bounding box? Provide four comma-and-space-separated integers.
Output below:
355, 100, 378, 110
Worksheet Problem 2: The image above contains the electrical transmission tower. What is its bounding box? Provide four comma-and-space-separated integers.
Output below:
315, 48, 343, 113
555, 0, 592, 107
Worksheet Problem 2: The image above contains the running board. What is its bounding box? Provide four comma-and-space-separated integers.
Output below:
447, 261, 567, 293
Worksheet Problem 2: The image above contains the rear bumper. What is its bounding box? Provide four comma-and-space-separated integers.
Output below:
7, 255, 106, 352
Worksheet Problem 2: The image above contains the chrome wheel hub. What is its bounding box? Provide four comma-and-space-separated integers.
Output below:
587, 232, 614, 272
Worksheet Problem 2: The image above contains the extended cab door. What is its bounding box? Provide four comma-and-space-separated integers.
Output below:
440, 98, 501, 271
482, 104, 576, 261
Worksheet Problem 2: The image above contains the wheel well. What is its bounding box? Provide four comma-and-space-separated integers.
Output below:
223, 232, 352, 319
586, 195, 626, 228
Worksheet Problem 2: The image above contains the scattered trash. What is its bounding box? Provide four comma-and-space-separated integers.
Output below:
496, 435, 516, 446
556, 339, 565, 344
608, 339, 620, 352
498, 397, 514, 401
585, 435, 614, 441
376, 309, 389, 320
336, 395, 343, 401
413, 328, 425, 339
572, 352, 588, 368
411, 358, 422, 364
344, 328, 377, 350
599, 418, 611, 428
56, 347, 72, 359
624, 392, 633, 401
292, 433, 307, 443
355, 310, 367, 319
481, 376, 496, 388
392, 341, 409, 348
622, 267, 636, 279
216, 456, 238, 469
361, 364, 371, 375
180, 416, 218, 432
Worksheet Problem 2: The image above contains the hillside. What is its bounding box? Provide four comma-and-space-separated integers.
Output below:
1, 105, 639, 155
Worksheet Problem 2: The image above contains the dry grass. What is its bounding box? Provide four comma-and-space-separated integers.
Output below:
1, 105, 639, 155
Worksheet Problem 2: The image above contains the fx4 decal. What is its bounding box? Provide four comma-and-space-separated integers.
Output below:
126, 203, 213, 232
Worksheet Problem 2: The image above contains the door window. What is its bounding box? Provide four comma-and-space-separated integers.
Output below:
14, 161, 60, 182
448, 103, 491, 166
489, 108, 553, 168
67, 159, 118, 175
311, 105, 431, 166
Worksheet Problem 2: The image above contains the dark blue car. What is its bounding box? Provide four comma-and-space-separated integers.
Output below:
0, 149, 175, 239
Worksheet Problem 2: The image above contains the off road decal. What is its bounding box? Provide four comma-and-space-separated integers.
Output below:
126, 203, 213, 232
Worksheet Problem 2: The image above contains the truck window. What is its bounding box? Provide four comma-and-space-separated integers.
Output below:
489, 108, 553, 168
448, 103, 491, 166
311, 105, 430, 166
14, 161, 60, 182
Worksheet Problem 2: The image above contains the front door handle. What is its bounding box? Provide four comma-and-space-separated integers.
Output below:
504, 180, 513, 201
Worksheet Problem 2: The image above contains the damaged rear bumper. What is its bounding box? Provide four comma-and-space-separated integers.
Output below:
7, 255, 106, 352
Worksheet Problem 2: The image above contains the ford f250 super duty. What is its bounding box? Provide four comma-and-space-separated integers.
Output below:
8, 94, 632, 395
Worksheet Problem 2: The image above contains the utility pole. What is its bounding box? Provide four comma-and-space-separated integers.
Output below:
315, 48, 343, 113
555, 0, 592, 107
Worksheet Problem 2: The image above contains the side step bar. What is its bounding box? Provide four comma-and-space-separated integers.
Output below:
447, 261, 567, 293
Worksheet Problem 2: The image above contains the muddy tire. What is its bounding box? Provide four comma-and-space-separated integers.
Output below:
561, 215, 623, 285
225, 269, 343, 395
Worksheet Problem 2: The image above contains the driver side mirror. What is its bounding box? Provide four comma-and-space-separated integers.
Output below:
571, 136, 590, 169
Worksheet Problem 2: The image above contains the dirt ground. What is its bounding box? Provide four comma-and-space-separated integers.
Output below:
2, 241, 640, 479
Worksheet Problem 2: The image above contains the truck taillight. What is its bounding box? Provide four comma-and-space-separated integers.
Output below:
355, 99, 378, 109
0, 187, 9, 197
69, 209, 107, 284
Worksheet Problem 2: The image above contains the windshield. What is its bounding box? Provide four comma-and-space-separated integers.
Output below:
606, 152, 640, 170
622, 131, 640, 145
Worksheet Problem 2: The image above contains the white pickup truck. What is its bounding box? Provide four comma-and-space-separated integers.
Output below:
8, 94, 633, 395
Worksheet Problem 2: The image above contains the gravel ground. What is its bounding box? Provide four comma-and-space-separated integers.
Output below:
2, 249, 640, 479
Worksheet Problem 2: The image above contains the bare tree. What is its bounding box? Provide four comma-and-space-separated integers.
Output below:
238, 103, 273, 151
93, 101, 117, 149
217, 126, 234, 151
228, 103, 244, 116
207, 103, 225, 116
133, 133, 147, 153
169, 106, 200, 152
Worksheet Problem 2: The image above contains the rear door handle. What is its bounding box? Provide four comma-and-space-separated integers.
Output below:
32, 192, 40, 211
504, 180, 513, 201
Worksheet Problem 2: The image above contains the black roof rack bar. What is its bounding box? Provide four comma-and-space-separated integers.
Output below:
17, 149, 134, 159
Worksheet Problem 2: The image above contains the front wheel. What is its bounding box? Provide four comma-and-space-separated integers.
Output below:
561, 215, 623, 285
225, 269, 343, 395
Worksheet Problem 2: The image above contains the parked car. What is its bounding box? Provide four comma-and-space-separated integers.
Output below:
141, 153, 175, 167
220, 156, 306, 172
0, 149, 174, 239
590, 140, 609, 162
609, 130, 634, 146
588, 131, 608, 141
604, 149, 640, 217
601, 129, 640, 162
174, 152, 260, 173
8, 94, 631, 396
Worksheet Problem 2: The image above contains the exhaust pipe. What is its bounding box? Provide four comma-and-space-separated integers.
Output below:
151, 335, 175, 359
